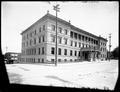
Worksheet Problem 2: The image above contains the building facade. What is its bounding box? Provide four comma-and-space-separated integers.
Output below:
21, 12, 107, 63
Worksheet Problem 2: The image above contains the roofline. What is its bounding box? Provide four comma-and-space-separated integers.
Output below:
20, 13, 107, 41
21, 14, 49, 35
70, 25, 99, 39
98, 36, 108, 41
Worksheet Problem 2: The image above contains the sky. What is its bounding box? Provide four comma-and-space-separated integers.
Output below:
1, 1, 119, 54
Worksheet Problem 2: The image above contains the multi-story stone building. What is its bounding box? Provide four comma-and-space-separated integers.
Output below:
20, 12, 107, 63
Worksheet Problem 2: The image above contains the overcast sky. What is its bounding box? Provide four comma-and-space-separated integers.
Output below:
1, 1, 119, 54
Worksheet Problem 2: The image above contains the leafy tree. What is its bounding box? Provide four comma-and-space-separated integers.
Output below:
111, 46, 119, 59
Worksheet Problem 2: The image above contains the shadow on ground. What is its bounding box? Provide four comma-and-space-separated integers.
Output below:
7, 72, 22, 84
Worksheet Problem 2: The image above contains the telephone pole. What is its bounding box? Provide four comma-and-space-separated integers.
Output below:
53, 4, 60, 66
109, 33, 112, 61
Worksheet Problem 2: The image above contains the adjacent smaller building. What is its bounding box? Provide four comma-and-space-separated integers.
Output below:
4, 52, 21, 64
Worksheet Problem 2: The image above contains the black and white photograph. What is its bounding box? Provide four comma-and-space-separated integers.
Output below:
1, 1, 119, 91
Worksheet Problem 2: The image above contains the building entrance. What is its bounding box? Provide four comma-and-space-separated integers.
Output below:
82, 51, 89, 61
80, 47, 100, 61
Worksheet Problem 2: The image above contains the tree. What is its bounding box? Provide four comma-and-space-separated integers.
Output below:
111, 46, 119, 59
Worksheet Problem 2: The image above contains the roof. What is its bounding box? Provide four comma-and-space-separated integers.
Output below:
21, 13, 107, 41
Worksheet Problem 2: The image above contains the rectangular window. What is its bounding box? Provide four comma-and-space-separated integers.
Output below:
51, 59, 54, 63
85, 37, 87, 42
58, 48, 61, 55
34, 38, 36, 44
58, 37, 62, 44
38, 58, 40, 63
42, 47, 45, 55
101, 48, 102, 51
64, 59, 67, 62
70, 59, 72, 62
35, 30, 36, 35
30, 39, 32, 45
78, 51, 80, 56
65, 29, 68, 35
70, 50, 72, 56
64, 49, 67, 55
26, 49, 28, 55
89, 38, 91, 41
43, 25, 45, 31
86, 44, 88, 48
38, 48, 40, 55
42, 58, 44, 63
75, 42, 77, 47
82, 36, 84, 41
26, 41, 28, 46
39, 27, 41, 32
51, 35, 55, 42
39, 37, 41, 43
82, 43, 84, 48
58, 59, 61, 62
74, 33, 77, 39
34, 48, 36, 55
79, 42, 81, 48
75, 51, 77, 56
30, 32, 32, 37
52, 25, 55, 31
70, 40, 73, 46
78, 34, 81, 40
91, 39, 93, 44
27, 34, 29, 39
43, 35, 45, 42
70, 31, 73, 38
58, 27, 62, 33
64, 38, 67, 45
51, 47, 55, 55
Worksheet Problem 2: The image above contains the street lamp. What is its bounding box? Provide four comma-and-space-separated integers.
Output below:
53, 4, 60, 66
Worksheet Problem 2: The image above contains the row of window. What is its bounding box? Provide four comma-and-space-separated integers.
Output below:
51, 59, 78, 62
51, 47, 80, 56
51, 25, 68, 35
51, 35, 98, 48
100, 47, 106, 52
25, 58, 45, 63
101, 54, 106, 58
23, 24, 68, 41
100, 42, 106, 46
22, 35, 45, 48
22, 54, 106, 63
70, 31, 99, 45
22, 58, 78, 63
22, 47, 45, 55
23, 23, 106, 47
10, 54, 18, 56
23, 25, 45, 40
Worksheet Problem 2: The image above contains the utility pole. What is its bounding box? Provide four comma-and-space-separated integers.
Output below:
109, 33, 112, 61
53, 4, 60, 66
